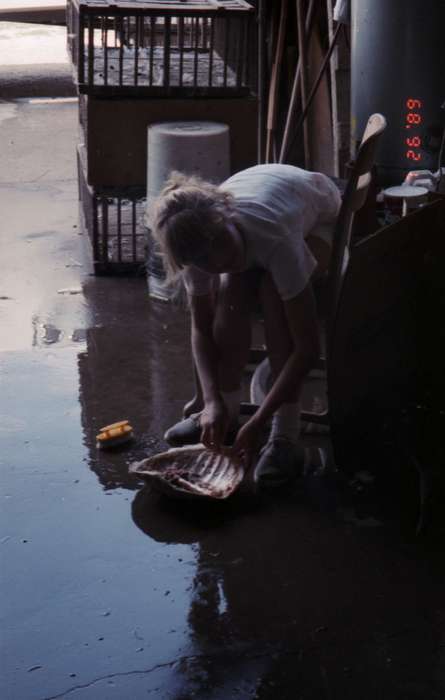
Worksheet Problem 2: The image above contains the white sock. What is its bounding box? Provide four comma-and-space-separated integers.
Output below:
221, 389, 241, 423
270, 402, 301, 443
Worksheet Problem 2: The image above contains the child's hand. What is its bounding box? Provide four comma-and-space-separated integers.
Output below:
230, 418, 262, 470
200, 399, 229, 451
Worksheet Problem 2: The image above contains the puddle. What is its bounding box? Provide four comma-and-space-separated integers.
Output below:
40, 323, 63, 345
70, 328, 87, 343
3, 289, 444, 700
30, 316, 90, 349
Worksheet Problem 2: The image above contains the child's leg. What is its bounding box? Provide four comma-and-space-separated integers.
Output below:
258, 272, 301, 442
258, 272, 296, 390
212, 270, 259, 422
306, 233, 332, 280
252, 272, 306, 487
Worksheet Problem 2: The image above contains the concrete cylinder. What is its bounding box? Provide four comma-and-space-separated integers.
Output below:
147, 121, 230, 200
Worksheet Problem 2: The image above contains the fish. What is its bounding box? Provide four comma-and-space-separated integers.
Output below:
130, 445, 245, 500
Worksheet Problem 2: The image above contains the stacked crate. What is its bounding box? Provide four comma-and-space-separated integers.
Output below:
67, 0, 258, 274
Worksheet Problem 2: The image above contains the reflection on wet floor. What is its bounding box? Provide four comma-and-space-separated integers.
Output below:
75, 269, 433, 695
74, 267, 422, 527
77, 278, 194, 491
131, 481, 445, 699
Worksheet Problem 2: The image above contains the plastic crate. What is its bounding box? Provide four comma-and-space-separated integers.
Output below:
67, 0, 255, 97
78, 147, 147, 274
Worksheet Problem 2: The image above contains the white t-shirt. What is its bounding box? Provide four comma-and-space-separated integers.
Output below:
183, 164, 341, 301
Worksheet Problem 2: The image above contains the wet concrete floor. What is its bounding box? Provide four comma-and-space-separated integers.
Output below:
1, 99, 445, 700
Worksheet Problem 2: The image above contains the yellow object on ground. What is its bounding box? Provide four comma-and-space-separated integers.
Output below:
96, 420, 134, 448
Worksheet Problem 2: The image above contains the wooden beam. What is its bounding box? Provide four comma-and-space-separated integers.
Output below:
265, 0, 288, 163
296, 0, 310, 168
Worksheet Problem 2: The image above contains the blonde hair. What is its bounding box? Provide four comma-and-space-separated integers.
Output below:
148, 171, 235, 283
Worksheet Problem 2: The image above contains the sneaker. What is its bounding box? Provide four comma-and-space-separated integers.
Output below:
164, 413, 239, 448
253, 437, 305, 489
164, 413, 202, 447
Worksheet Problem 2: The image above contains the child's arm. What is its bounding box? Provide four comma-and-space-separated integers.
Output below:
232, 283, 320, 460
189, 293, 229, 448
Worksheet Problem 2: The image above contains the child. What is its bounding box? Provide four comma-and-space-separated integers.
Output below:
149, 163, 341, 487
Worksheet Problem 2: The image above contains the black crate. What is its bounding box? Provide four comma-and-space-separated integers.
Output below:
78, 147, 147, 274
67, 0, 255, 97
